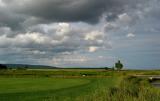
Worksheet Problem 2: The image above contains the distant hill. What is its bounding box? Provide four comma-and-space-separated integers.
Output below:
2, 64, 112, 69
4, 64, 58, 69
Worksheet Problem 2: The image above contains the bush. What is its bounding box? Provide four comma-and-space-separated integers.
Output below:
16, 67, 27, 70
0, 64, 7, 70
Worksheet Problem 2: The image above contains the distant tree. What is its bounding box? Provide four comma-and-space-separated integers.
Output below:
105, 67, 110, 70
115, 60, 123, 71
16, 67, 27, 70
0, 64, 7, 70
24, 65, 28, 70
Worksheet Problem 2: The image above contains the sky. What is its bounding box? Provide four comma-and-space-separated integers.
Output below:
0, 0, 160, 69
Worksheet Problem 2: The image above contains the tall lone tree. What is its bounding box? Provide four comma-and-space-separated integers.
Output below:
115, 60, 123, 71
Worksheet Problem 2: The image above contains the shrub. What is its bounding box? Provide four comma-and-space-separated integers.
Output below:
0, 64, 7, 70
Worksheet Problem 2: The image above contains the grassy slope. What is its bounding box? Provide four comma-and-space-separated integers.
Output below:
0, 77, 117, 101
0, 70, 160, 101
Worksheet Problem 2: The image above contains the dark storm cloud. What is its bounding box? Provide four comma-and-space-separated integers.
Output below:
0, 7, 25, 30
12, 0, 116, 23
0, 0, 148, 28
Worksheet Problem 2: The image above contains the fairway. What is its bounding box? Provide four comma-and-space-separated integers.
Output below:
0, 77, 116, 101
0, 78, 90, 94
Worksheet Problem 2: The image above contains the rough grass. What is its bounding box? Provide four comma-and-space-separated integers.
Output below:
76, 76, 160, 101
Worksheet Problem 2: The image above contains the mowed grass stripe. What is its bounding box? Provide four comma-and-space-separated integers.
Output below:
0, 78, 90, 94
0, 77, 116, 101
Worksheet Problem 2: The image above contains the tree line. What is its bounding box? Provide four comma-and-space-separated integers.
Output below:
0, 64, 7, 70
0, 60, 124, 70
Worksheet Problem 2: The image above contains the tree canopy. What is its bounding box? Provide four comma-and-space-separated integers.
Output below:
115, 60, 123, 70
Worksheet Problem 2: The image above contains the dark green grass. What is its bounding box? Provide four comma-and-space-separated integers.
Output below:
0, 77, 117, 101
0, 78, 90, 94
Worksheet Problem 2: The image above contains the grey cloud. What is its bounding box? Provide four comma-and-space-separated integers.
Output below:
0, 27, 12, 35
0, 22, 110, 63
0, 7, 25, 30
1, 0, 150, 28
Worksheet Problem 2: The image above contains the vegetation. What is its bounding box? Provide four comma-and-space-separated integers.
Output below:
0, 77, 116, 101
0, 69, 160, 101
115, 60, 123, 70
5, 64, 56, 69
16, 67, 27, 70
78, 76, 160, 101
0, 64, 7, 70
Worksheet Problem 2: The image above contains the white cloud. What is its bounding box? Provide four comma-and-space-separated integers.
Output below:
98, 56, 104, 59
0, 0, 5, 7
126, 33, 135, 38
28, 50, 46, 55
16, 32, 46, 44
84, 31, 104, 41
27, 22, 109, 52
0, 21, 112, 66
118, 13, 132, 24
0, 32, 64, 47
51, 54, 90, 65
56, 23, 71, 36
88, 46, 99, 52
104, 23, 118, 31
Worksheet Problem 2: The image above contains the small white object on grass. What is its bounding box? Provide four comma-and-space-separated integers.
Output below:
82, 75, 86, 77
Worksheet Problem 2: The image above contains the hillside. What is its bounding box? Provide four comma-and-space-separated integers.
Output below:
5, 64, 58, 69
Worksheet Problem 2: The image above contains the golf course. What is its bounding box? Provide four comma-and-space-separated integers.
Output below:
0, 0, 160, 100
0, 69, 160, 101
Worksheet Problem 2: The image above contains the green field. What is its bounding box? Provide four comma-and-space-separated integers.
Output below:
0, 69, 160, 101
0, 76, 117, 101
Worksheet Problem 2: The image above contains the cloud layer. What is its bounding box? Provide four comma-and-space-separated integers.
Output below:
0, 0, 152, 29
0, 0, 160, 68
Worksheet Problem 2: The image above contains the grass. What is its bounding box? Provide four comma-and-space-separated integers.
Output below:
0, 69, 160, 101
0, 78, 90, 94
0, 76, 117, 101
1, 69, 160, 77
0, 69, 115, 77
77, 76, 160, 101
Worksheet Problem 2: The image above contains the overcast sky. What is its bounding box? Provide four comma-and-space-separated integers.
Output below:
0, 0, 160, 69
